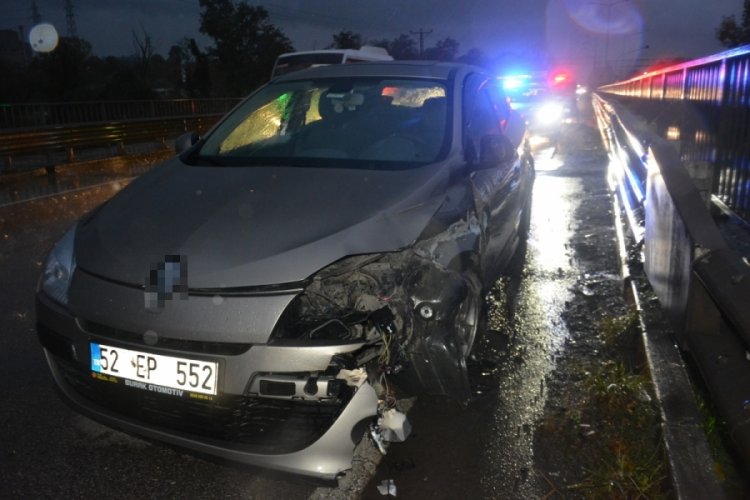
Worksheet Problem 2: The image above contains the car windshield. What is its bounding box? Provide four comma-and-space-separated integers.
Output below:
198, 77, 450, 168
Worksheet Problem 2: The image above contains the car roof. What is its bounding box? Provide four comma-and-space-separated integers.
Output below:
271, 60, 477, 82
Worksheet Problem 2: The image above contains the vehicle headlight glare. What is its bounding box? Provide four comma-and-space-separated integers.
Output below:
536, 103, 564, 125
41, 224, 77, 305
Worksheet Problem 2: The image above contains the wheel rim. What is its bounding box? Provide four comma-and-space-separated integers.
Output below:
454, 274, 481, 359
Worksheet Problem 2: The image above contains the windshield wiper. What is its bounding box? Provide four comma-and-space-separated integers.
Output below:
192, 155, 230, 166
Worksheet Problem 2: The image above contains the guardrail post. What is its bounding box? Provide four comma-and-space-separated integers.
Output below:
67, 147, 76, 163
45, 165, 57, 182
684, 160, 714, 208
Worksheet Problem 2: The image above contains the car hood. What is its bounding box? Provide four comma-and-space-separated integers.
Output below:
75, 158, 450, 288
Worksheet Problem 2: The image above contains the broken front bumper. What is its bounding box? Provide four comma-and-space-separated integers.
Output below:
36, 276, 380, 480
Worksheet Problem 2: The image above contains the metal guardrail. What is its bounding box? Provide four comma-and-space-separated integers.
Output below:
592, 97, 647, 242
0, 98, 241, 130
0, 115, 224, 173
599, 44, 750, 223
0, 98, 244, 173
594, 91, 750, 473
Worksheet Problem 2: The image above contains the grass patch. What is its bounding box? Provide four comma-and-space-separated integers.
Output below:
572, 359, 667, 499
538, 312, 671, 499
689, 372, 749, 496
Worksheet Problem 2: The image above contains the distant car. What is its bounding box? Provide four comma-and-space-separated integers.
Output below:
499, 71, 577, 138
35, 61, 534, 479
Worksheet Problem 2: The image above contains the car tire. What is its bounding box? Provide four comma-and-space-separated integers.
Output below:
455, 268, 482, 359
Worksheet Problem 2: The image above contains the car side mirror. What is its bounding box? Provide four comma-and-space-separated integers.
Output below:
504, 109, 525, 149
175, 131, 199, 154
478, 134, 515, 169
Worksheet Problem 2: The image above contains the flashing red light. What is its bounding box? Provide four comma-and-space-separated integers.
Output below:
552, 72, 569, 85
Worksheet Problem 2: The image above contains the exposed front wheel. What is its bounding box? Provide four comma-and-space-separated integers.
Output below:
454, 269, 482, 360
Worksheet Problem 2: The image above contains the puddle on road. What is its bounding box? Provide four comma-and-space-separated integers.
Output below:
478, 147, 583, 497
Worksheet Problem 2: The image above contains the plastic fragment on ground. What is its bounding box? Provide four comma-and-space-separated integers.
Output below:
378, 408, 411, 442
377, 479, 397, 496
370, 424, 387, 455
336, 368, 367, 387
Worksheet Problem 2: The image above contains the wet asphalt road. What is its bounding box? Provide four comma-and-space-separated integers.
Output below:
0, 127, 611, 499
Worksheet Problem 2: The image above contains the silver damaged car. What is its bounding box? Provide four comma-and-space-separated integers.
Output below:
35, 61, 534, 479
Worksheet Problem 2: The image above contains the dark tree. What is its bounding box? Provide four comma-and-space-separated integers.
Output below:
456, 48, 491, 69
132, 26, 156, 70
30, 37, 93, 100
199, 0, 293, 95
167, 43, 188, 91
187, 38, 212, 98
716, 0, 750, 47
328, 30, 362, 49
422, 37, 459, 61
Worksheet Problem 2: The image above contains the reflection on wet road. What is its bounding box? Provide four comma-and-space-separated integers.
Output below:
480, 146, 581, 497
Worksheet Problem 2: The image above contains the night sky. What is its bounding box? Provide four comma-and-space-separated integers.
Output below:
1, 0, 741, 81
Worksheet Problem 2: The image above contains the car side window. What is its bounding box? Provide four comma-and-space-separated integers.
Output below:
463, 75, 505, 165
485, 83, 511, 133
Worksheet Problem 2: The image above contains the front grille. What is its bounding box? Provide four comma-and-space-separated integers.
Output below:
78, 320, 252, 356
54, 354, 350, 454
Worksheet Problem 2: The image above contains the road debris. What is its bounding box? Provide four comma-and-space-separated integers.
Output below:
377, 479, 397, 496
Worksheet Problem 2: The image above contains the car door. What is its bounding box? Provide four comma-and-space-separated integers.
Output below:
463, 73, 527, 283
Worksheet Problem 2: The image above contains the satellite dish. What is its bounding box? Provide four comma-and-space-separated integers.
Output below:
29, 23, 60, 53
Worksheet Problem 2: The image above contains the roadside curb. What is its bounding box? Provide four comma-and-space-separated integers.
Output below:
611, 192, 726, 499
308, 436, 383, 500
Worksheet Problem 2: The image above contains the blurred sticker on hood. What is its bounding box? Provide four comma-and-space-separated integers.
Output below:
145, 254, 188, 310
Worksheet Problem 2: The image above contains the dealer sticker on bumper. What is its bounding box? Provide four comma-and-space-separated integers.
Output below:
90, 343, 218, 396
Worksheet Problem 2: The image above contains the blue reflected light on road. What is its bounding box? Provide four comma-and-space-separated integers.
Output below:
481, 143, 579, 496
527, 147, 577, 273
531, 145, 564, 171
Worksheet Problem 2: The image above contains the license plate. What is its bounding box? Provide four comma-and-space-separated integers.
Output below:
90, 343, 218, 396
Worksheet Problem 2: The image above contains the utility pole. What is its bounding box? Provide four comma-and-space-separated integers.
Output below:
410, 28, 432, 56
30, 0, 41, 24
65, 0, 78, 39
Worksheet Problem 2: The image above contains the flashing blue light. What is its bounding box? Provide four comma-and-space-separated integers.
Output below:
503, 77, 525, 91
499, 74, 531, 92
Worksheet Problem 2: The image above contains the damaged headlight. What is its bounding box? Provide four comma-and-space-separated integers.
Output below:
270, 253, 407, 344
40, 224, 77, 306
270, 244, 479, 401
